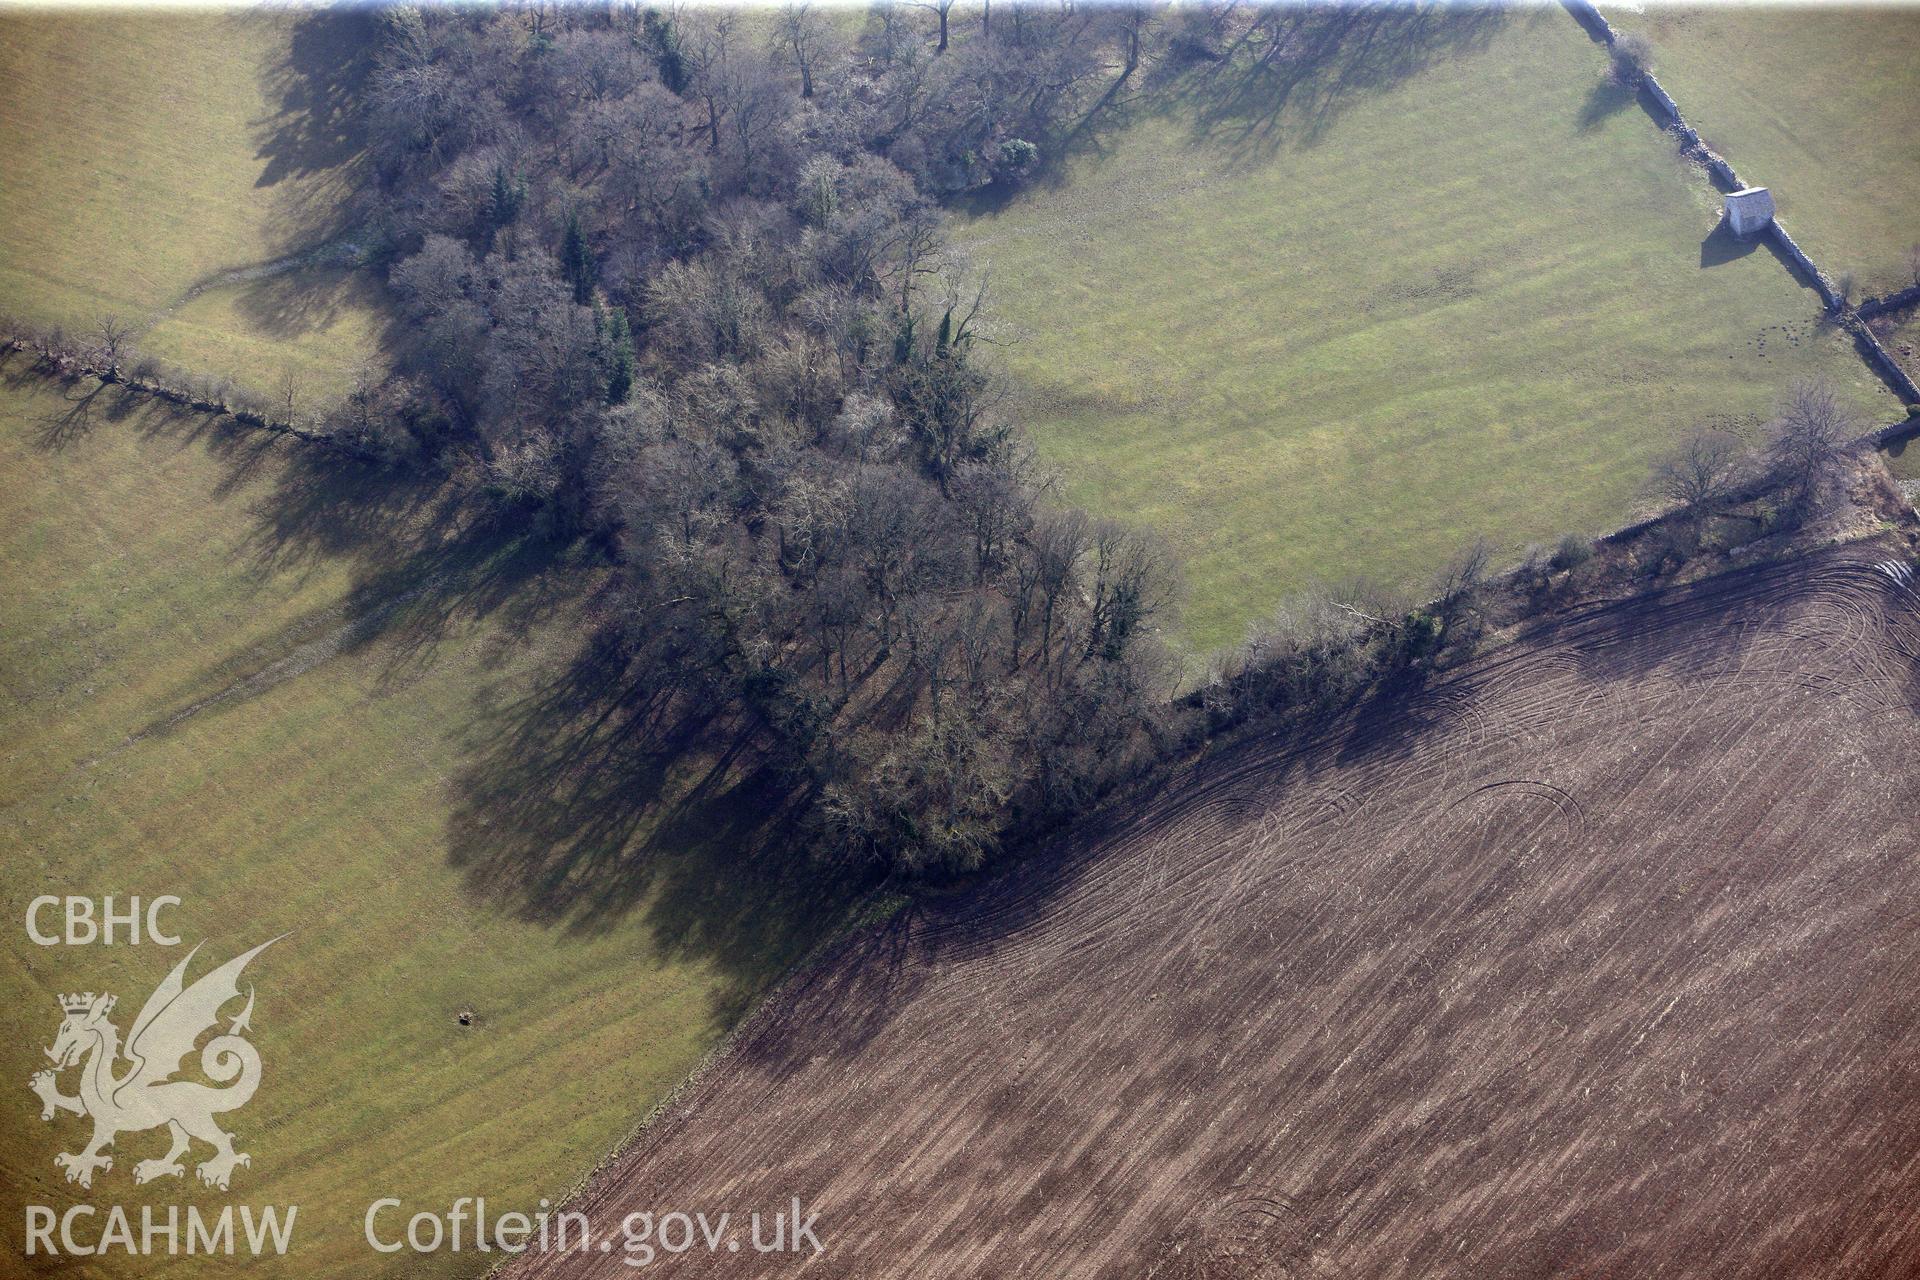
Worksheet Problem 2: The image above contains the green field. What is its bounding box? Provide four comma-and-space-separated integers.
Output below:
0, 365, 843, 1277
962, 9, 1894, 653
1878, 304, 1920, 382
1607, 5, 1920, 294
0, 11, 386, 402
1886, 439, 1920, 483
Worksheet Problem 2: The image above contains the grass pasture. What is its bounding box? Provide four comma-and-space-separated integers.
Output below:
0, 364, 845, 1278
0, 10, 386, 403
1605, 6, 1920, 295
135, 264, 389, 411
1886, 437, 1920, 484
962, 9, 1893, 654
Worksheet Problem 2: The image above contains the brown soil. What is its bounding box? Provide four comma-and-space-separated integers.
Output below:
514, 543, 1920, 1280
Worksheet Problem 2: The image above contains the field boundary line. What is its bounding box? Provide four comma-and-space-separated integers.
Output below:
477, 889, 909, 1279
135, 231, 372, 340
0, 331, 378, 460
1562, 0, 1920, 408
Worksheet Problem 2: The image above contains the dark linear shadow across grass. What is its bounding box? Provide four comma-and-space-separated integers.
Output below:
962, 5, 1519, 215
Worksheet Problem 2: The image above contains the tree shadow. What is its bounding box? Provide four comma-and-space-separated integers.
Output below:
32, 379, 107, 451
443, 630, 864, 1019
0, 350, 158, 451
11, 355, 861, 1023
226, 264, 393, 348
1578, 77, 1633, 131
230, 448, 597, 695
973, 4, 1520, 212
244, 8, 376, 254
1155, 5, 1518, 166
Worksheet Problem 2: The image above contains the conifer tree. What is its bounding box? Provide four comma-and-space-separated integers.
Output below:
561, 209, 595, 305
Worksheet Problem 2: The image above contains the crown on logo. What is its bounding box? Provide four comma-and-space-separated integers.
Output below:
59, 992, 110, 1015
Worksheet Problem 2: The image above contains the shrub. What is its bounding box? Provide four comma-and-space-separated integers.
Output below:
1550, 533, 1594, 572
1516, 542, 1552, 592
1607, 33, 1653, 88
1639, 521, 1696, 576
1396, 609, 1442, 664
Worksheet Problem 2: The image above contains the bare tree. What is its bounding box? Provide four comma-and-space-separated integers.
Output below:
1107, 5, 1154, 88
950, 451, 1033, 583
886, 205, 946, 315
1766, 376, 1857, 515
676, 8, 738, 153
93, 315, 133, 379
278, 369, 300, 424
774, 2, 826, 98
1649, 427, 1742, 523
1432, 537, 1493, 649
1011, 507, 1089, 674
1083, 519, 1178, 661
908, 0, 956, 52
717, 46, 796, 181
1607, 31, 1653, 88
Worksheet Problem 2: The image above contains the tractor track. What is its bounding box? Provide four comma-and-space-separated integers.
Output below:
511, 545, 1920, 1280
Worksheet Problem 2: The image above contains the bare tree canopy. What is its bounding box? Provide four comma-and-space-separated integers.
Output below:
1650, 427, 1745, 521
346, 2, 1184, 874
1766, 376, 1858, 516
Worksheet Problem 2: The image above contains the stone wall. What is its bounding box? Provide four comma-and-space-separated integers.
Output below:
1859, 284, 1920, 321
1559, 0, 1912, 405
1769, 223, 1844, 311
1842, 314, 1920, 406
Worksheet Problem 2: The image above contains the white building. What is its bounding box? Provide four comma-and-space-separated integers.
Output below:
1724, 186, 1775, 237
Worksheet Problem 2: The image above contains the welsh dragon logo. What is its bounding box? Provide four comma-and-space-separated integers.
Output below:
30, 938, 279, 1192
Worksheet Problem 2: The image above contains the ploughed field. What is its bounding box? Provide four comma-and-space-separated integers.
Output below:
516, 546, 1920, 1278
